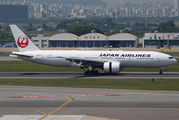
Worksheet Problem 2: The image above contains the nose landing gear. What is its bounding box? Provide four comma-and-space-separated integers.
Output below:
159, 67, 165, 74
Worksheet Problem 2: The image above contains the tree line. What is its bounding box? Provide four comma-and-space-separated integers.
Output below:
1, 19, 179, 41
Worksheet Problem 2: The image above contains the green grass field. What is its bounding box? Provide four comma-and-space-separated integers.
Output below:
0, 79, 179, 91
0, 58, 178, 72
163, 52, 179, 54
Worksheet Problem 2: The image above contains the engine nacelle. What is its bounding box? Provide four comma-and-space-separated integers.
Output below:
103, 62, 121, 73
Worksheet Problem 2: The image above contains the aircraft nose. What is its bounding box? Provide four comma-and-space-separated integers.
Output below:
174, 58, 177, 64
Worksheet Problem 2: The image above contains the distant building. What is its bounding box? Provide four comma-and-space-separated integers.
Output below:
31, 34, 49, 48
0, 5, 28, 19
32, 31, 139, 48
143, 33, 179, 48
0, 41, 16, 47
175, 0, 179, 16
79, 32, 108, 47
108, 33, 139, 48
49, 33, 79, 48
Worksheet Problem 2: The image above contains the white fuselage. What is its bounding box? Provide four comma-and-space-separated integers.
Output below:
12, 50, 177, 69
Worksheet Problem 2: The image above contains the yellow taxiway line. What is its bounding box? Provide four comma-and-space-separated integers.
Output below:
39, 95, 73, 120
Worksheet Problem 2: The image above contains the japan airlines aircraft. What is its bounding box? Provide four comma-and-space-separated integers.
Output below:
10, 25, 177, 75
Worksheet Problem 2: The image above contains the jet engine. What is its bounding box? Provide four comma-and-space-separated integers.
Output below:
103, 62, 121, 73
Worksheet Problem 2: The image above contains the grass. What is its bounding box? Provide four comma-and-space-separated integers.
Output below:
0, 61, 85, 72
162, 52, 179, 54
0, 78, 179, 91
0, 52, 11, 54
0, 58, 178, 72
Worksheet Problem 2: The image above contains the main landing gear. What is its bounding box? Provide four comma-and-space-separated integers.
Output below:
84, 70, 98, 75
159, 67, 165, 74
84, 65, 99, 75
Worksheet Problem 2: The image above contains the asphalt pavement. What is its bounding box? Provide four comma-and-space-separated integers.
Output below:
0, 86, 179, 120
0, 72, 179, 79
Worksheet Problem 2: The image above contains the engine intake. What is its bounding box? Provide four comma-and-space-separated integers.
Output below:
104, 62, 121, 73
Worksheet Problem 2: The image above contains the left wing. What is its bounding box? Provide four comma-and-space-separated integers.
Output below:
63, 57, 105, 67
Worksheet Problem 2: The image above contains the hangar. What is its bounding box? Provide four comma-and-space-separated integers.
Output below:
32, 31, 139, 48
108, 33, 139, 48
48, 33, 79, 47
78, 33, 108, 47
143, 33, 179, 47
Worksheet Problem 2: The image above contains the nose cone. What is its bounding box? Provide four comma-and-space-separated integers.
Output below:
173, 58, 177, 64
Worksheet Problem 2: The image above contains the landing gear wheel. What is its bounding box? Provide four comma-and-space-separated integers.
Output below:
159, 67, 165, 74
84, 70, 99, 76
94, 70, 98, 75
84, 71, 89, 75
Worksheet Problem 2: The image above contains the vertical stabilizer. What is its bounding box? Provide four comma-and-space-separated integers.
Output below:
10, 25, 40, 52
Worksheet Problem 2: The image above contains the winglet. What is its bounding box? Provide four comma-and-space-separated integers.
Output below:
10, 24, 40, 52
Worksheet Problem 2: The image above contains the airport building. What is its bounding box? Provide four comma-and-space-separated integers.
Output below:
32, 31, 139, 48
78, 32, 108, 47
31, 34, 49, 48
0, 41, 16, 47
108, 33, 139, 48
48, 33, 79, 48
143, 32, 179, 47
0, 5, 28, 19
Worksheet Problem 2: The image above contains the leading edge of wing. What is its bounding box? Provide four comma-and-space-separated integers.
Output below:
63, 57, 105, 65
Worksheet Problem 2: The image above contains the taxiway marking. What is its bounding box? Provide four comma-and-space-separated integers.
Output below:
0, 91, 7, 97
7, 91, 169, 99
0, 95, 74, 120
110, 91, 169, 95
39, 95, 73, 120
0, 105, 46, 115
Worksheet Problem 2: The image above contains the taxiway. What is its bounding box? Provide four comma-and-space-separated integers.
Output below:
0, 86, 179, 120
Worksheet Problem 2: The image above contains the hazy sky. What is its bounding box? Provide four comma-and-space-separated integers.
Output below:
101, 0, 172, 5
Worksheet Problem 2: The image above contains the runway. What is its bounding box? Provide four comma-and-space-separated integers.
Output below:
0, 86, 179, 120
0, 72, 179, 79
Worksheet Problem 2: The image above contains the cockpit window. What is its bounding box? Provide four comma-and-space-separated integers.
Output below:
169, 57, 174, 59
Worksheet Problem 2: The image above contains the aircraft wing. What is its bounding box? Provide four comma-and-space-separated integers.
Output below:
63, 57, 105, 66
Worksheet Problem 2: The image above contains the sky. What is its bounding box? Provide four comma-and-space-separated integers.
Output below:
101, 0, 172, 5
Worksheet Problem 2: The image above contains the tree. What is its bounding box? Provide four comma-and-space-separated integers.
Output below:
66, 25, 104, 36
25, 23, 36, 31
0, 31, 13, 40
134, 22, 145, 27
42, 24, 47, 29
125, 22, 130, 27
166, 20, 175, 28
157, 20, 176, 32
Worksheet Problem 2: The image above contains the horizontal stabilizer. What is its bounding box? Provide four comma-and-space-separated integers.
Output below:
10, 52, 33, 58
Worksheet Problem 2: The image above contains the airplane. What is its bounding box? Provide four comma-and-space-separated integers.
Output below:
9, 25, 177, 75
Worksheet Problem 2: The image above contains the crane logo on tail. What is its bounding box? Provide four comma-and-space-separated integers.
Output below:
17, 36, 29, 48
